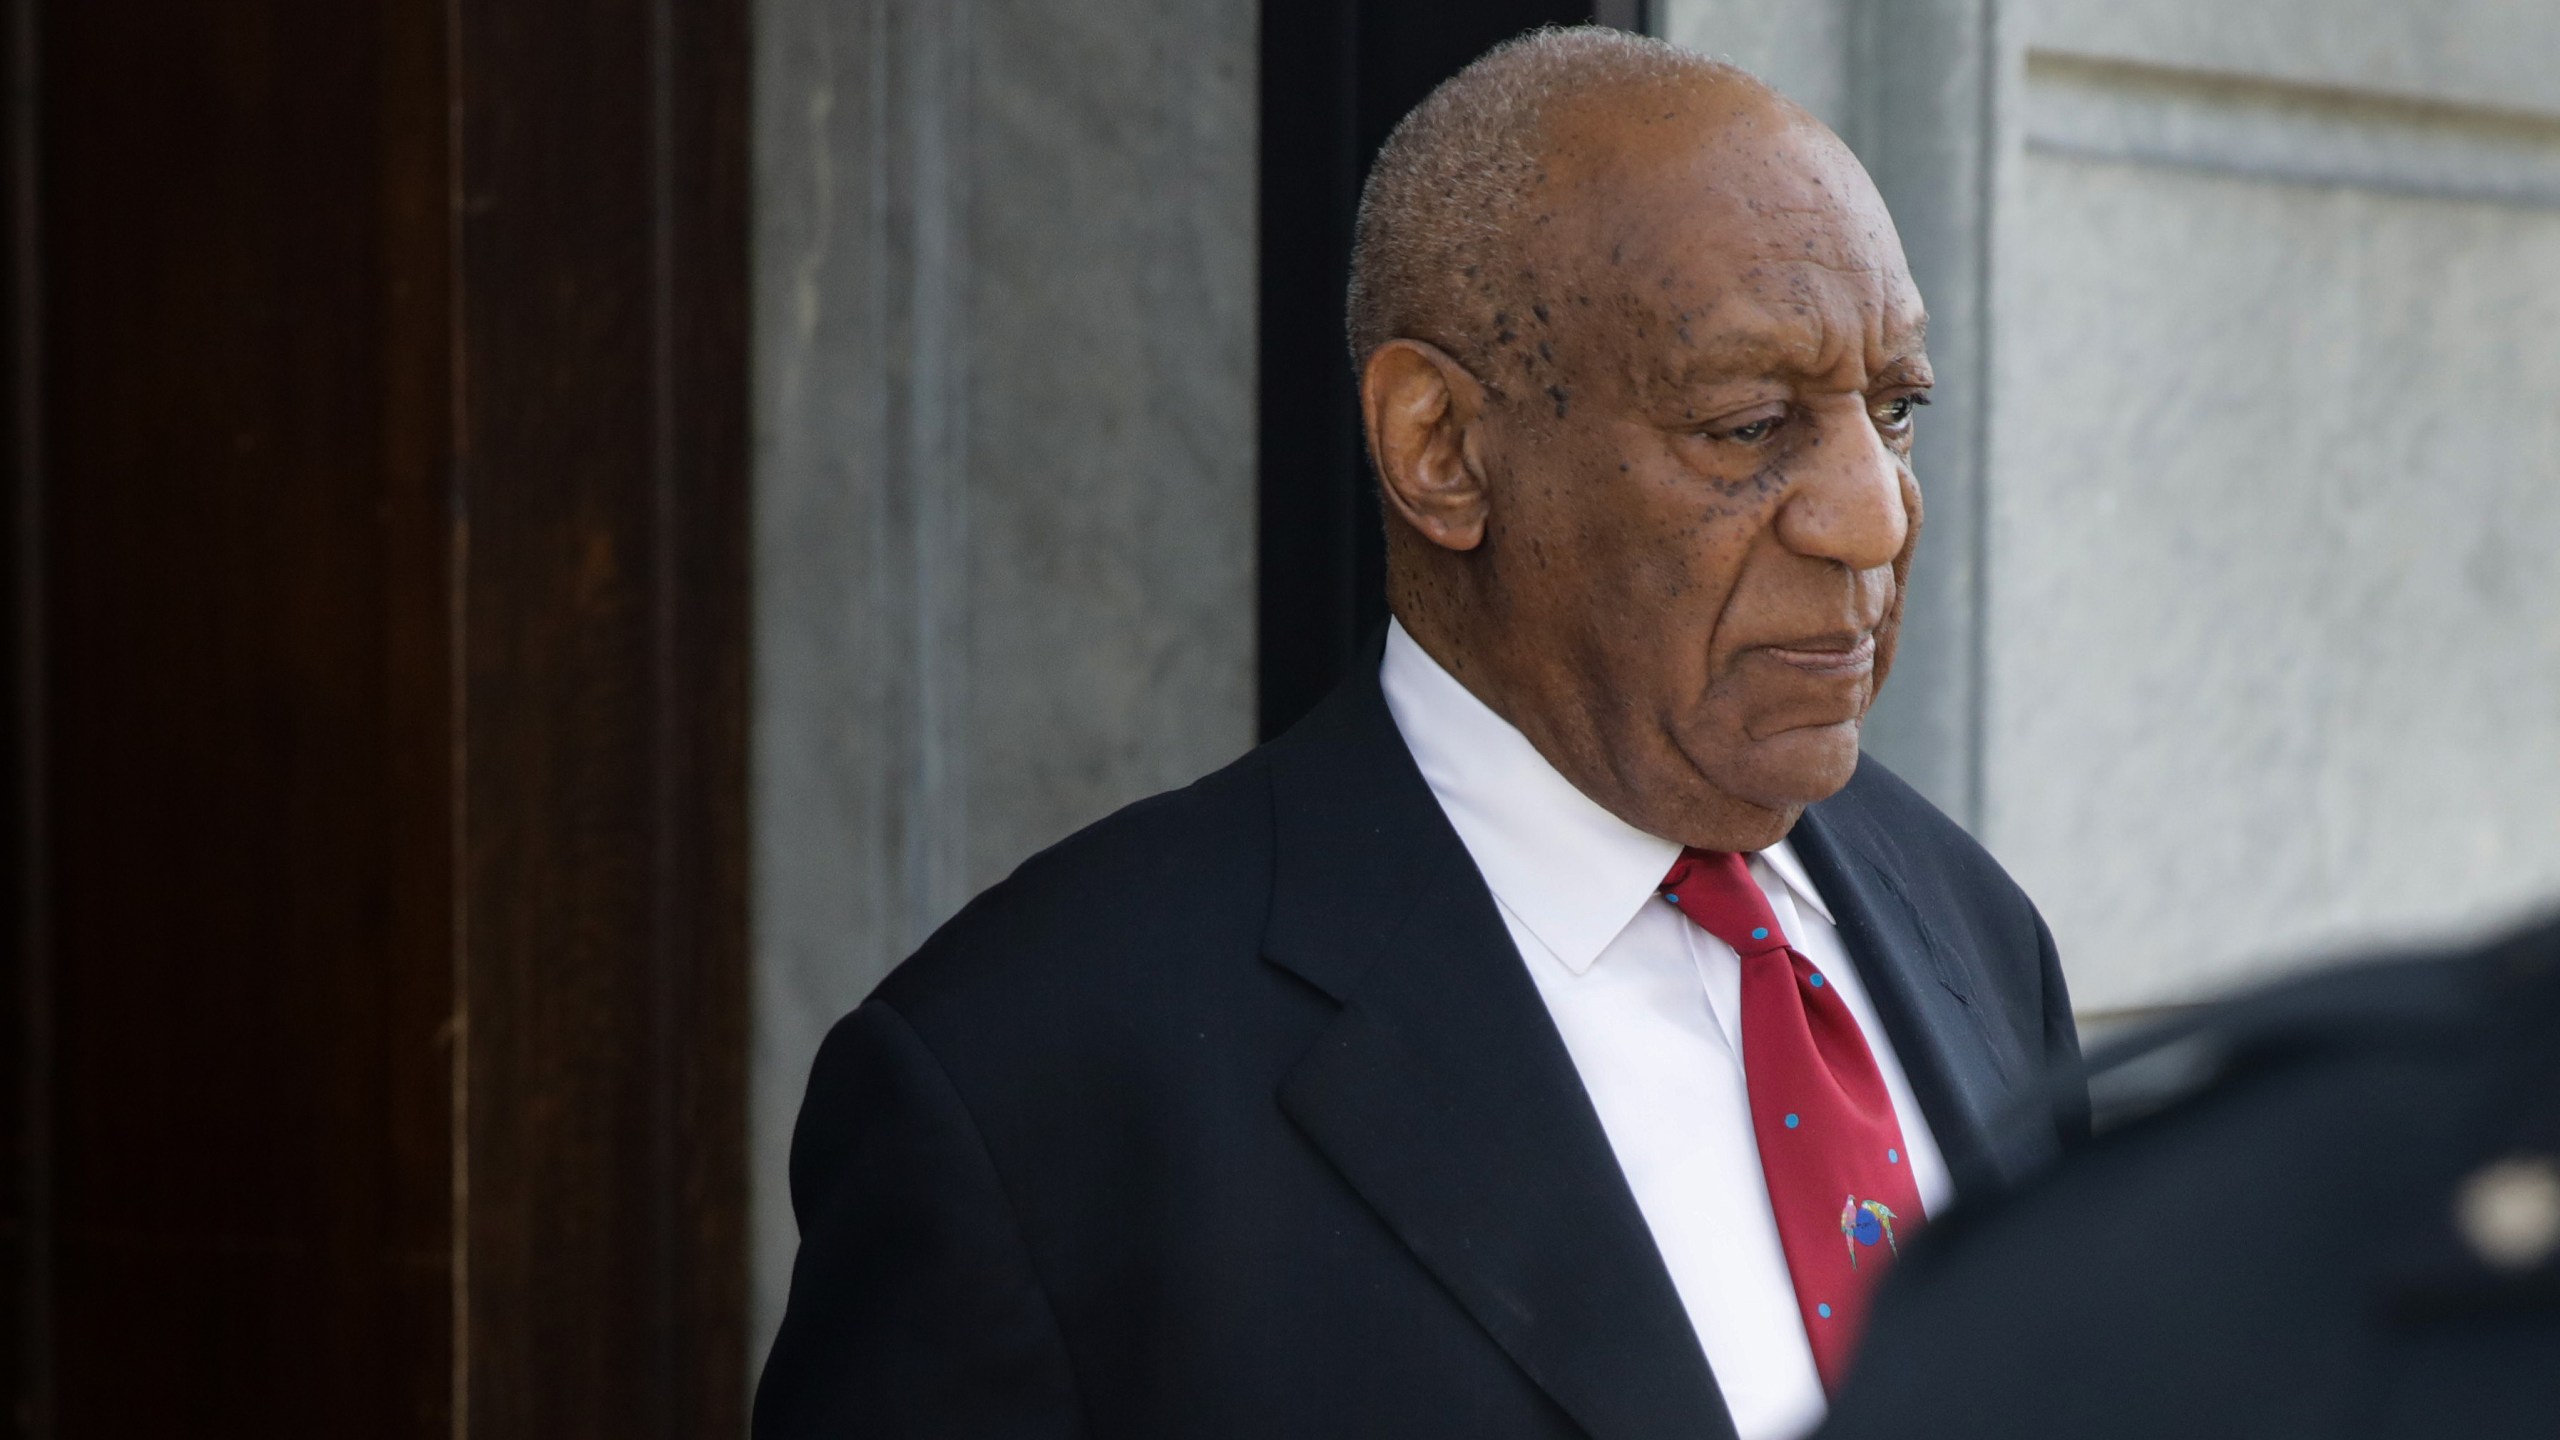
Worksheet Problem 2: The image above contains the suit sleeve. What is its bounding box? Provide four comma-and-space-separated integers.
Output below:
753, 1000, 1087, 1439
2032, 905, 2092, 1146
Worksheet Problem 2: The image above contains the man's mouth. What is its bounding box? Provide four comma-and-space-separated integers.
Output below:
1759, 633, 1877, 677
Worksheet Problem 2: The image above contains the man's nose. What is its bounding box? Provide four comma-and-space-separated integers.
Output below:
1771, 405, 1910, 573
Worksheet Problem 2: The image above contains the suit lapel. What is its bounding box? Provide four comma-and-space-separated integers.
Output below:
1788, 788, 2021, 1196
1262, 664, 1734, 1440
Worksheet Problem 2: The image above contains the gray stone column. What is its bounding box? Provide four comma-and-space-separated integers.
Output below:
749, 0, 1254, 1370
1837, 0, 2008, 828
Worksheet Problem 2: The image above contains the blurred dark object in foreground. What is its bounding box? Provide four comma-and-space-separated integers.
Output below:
1822, 912, 2560, 1440
4, 0, 750, 1435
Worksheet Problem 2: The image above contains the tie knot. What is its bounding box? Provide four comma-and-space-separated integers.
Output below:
1660, 848, 1788, 955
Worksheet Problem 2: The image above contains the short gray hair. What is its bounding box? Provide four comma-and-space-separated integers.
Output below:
1345, 26, 1739, 382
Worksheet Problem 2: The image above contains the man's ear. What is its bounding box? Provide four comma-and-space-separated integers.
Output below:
1360, 339, 1491, 553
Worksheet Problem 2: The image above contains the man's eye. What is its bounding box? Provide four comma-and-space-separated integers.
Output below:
1722, 416, 1781, 444
1876, 394, 1932, 430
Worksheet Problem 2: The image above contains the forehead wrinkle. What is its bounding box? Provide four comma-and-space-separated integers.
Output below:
1640, 242, 1925, 351
1670, 329, 1823, 381
1775, 254, 1891, 278
1641, 302, 1929, 397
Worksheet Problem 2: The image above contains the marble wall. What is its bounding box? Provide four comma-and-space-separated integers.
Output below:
749, 0, 1255, 1366
1993, 2, 2560, 1011
1661, 0, 2560, 1014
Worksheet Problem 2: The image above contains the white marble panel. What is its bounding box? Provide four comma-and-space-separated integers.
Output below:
2027, 51, 2560, 209
1986, 151, 2560, 1012
966, 0, 1256, 885
2029, 0, 2560, 121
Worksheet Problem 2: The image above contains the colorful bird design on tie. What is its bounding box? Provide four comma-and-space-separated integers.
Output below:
1840, 1196, 1899, 1269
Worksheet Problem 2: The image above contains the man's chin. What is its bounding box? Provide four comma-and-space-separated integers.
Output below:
1715, 721, 1864, 812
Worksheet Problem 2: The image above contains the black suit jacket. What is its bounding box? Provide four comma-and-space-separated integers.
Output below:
755, 659, 2086, 1440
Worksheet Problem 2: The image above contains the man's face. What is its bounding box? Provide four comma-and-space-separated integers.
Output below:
1456, 96, 1929, 848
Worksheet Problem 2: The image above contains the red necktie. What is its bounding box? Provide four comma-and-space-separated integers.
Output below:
1659, 848, 1924, 1393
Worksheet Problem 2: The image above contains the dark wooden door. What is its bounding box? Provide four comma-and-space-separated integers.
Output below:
3, 0, 747, 1434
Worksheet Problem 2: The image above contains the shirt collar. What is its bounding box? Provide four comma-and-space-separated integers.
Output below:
1379, 618, 1834, 972
1759, 832, 1836, 926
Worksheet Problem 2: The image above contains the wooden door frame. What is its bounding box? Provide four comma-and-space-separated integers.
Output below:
4, 0, 748, 1433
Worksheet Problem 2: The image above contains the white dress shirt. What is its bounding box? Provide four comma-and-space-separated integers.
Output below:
1379, 619, 1953, 1440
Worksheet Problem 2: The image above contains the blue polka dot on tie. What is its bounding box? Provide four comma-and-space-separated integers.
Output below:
1784, 1113, 1800, 1129
1664, 893, 1680, 904
1817, 1303, 1833, 1319
1752, 927, 1769, 940
1808, 973, 1826, 988
1888, 1148, 1901, 1164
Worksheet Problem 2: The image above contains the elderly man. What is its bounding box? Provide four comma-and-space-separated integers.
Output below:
757, 27, 2082, 1440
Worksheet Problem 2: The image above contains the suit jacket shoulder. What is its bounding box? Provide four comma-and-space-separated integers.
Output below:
1814, 759, 2038, 924
1798, 756, 2088, 1178
871, 746, 1280, 1041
